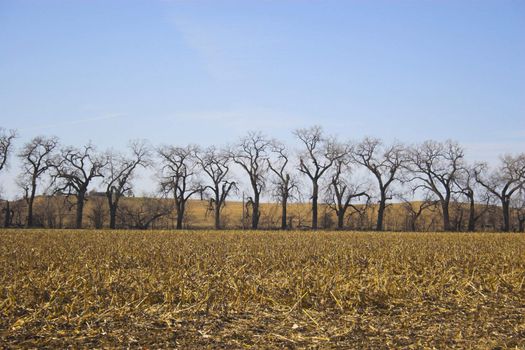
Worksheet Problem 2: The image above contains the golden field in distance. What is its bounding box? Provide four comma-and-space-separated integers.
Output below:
1, 229, 524, 348
6, 195, 507, 232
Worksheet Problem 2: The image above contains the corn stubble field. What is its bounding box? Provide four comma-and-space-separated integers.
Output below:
1, 230, 524, 349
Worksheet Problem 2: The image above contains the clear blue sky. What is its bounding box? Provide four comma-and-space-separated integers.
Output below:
1, 0, 524, 198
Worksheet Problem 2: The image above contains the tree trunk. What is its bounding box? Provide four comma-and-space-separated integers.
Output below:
176, 203, 184, 230
214, 193, 221, 229
312, 181, 318, 230
467, 197, 476, 232
376, 192, 386, 231
518, 218, 524, 232
252, 192, 260, 229
75, 193, 85, 229
442, 201, 451, 231
3, 201, 11, 228
281, 195, 288, 230
410, 217, 416, 232
109, 204, 117, 229
107, 191, 118, 229
27, 196, 35, 227
27, 180, 37, 227
337, 210, 344, 230
502, 199, 510, 232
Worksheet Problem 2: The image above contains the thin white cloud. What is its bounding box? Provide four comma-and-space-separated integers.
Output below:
172, 109, 317, 134
19, 114, 125, 132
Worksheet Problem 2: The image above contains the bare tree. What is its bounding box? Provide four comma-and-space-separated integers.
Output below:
87, 194, 106, 229
326, 156, 369, 230
295, 126, 343, 230
0, 128, 17, 175
104, 140, 150, 229
398, 192, 437, 232
229, 132, 271, 230
268, 141, 297, 230
158, 145, 202, 230
0, 129, 16, 222
454, 165, 491, 231
408, 140, 464, 231
352, 137, 405, 231
51, 144, 106, 229
514, 188, 525, 232
195, 146, 236, 229
119, 195, 173, 230
1, 199, 13, 227
17, 136, 59, 227
39, 194, 69, 228
474, 154, 525, 232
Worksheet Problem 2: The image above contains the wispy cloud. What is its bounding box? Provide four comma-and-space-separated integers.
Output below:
173, 109, 316, 133
19, 114, 126, 132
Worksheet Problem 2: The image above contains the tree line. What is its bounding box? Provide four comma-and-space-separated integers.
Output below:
1, 126, 524, 232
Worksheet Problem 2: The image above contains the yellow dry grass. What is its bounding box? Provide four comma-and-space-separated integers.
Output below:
1, 229, 524, 348
32, 195, 447, 230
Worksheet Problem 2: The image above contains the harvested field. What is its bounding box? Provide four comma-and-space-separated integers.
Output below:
1, 229, 524, 349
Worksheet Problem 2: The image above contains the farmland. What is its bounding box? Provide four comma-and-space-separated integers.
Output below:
1, 229, 524, 349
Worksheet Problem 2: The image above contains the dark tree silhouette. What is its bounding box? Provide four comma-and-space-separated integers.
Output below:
295, 126, 343, 230
104, 140, 150, 229
17, 136, 59, 227
119, 195, 173, 230
0, 128, 16, 175
51, 144, 106, 229
326, 155, 369, 230
352, 137, 405, 231
158, 145, 201, 230
398, 191, 437, 232
229, 132, 270, 230
408, 140, 464, 231
474, 154, 525, 232
454, 165, 491, 232
196, 146, 236, 229
268, 141, 297, 230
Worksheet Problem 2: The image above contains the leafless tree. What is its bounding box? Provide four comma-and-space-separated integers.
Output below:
454, 165, 492, 231
229, 132, 271, 229
119, 195, 173, 230
195, 146, 237, 229
1, 199, 13, 227
104, 140, 150, 229
326, 155, 369, 230
474, 154, 525, 232
514, 188, 525, 232
352, 137, 405, 231
158, 145, 202, 230
0, 128, 17, 175
17, 136, 59, 227
294, 126, 343, 230
87, 194, 106, 229
38, 194, 69, 228
51, 144, 107, 229
398, 191, 437, 232
268, 141, 297, 230
407, 140, 464, 231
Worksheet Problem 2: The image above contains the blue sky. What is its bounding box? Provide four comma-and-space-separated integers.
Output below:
1, 0, 524, 198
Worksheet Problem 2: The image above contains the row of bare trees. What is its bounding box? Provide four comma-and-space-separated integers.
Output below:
1, 126, 525, 231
